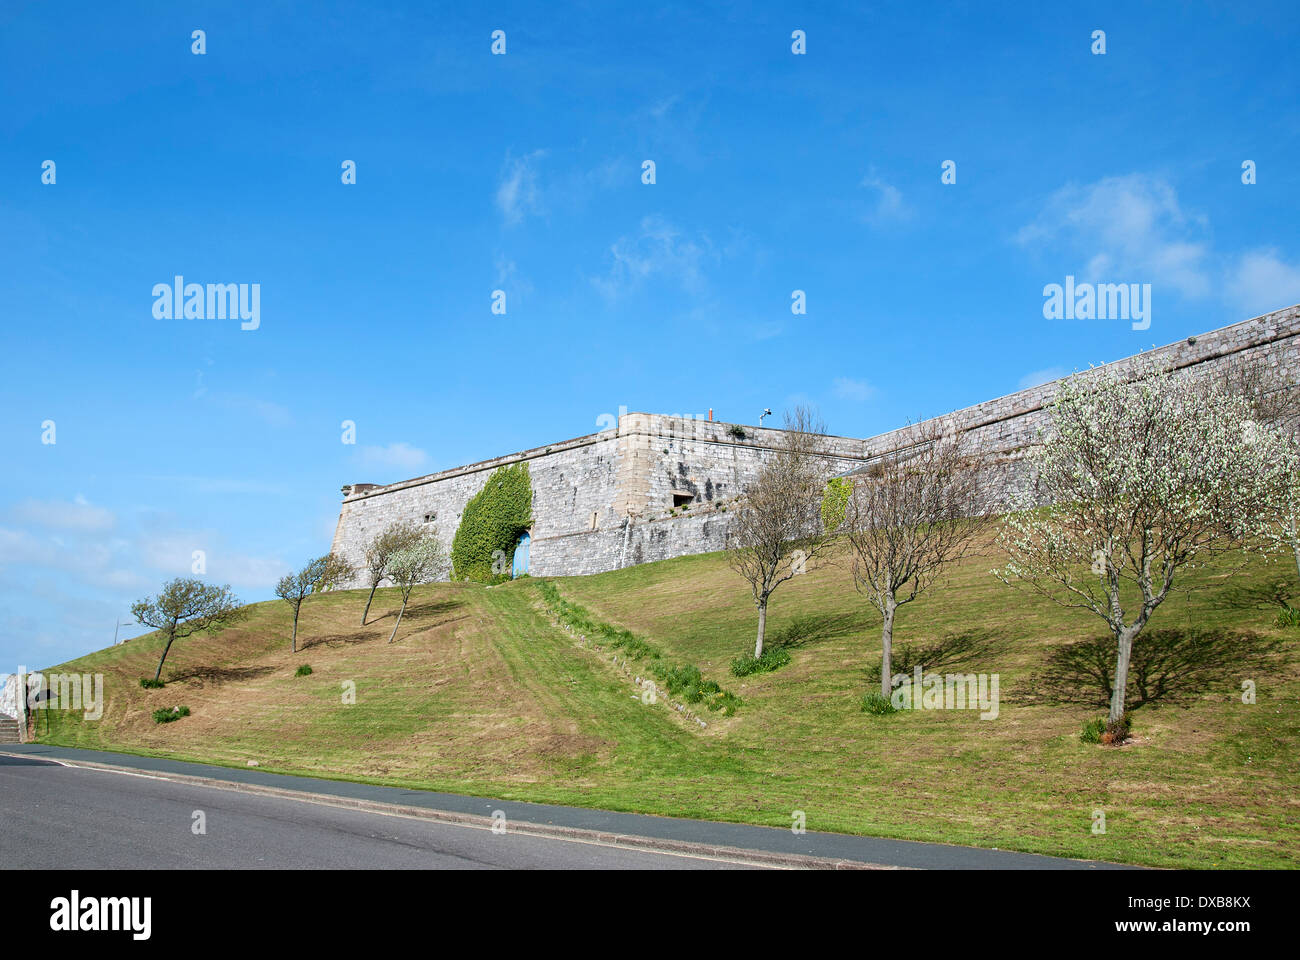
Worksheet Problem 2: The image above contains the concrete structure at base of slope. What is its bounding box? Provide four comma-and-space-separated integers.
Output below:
329, 304, 1300, 584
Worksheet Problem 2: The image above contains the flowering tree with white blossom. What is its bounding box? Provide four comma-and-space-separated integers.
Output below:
385, 533, 449, 644
1255, 427, 1300, 586
997, 358, 1274, 725
1222, 354, 1300, 586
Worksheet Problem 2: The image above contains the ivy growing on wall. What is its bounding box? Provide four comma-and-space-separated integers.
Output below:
821, 476, 852, 534
451, 463, 533, 583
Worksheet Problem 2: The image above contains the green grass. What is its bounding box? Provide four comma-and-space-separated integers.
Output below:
538, 580, 740, 714
32, 533, 1300, 868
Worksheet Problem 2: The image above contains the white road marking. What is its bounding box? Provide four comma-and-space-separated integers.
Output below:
7, 754, 784, 868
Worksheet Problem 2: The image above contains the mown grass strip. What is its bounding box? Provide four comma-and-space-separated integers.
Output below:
538, 580, 742, 715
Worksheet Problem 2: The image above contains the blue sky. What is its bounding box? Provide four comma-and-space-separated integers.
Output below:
2, 0, 1298, 669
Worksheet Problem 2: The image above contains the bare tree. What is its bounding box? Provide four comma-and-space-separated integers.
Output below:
132, 578, 244, 683
276, 553, 353, 653
1215, 350, 1300, 436
998, 358, 1273, 725
360, 520, 421, 625
845, 422, 995, 699
386, 533, 450, 643
727, 407, 837, 659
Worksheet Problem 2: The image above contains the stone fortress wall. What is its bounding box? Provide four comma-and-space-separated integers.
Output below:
852, 303, 1300, 503
329, 410, 875, 583
330, 304, 1300, 583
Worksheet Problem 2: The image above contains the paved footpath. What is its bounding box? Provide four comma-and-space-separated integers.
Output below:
1, 744, 1134, 870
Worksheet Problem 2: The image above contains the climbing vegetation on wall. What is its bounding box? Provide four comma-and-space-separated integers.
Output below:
821, 476, 852, 534
451, 463, 533, 583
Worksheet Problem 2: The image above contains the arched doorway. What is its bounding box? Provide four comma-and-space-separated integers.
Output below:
511, 531, 531, 578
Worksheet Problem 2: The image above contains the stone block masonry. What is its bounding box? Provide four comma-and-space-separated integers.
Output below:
851, 303, 1300, 503
329, 412, 873, 586
330, 304, 1300, 584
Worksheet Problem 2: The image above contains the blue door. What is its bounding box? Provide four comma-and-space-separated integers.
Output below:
511, 531, 531, 578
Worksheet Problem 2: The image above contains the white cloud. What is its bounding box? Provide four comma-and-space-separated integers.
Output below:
132, 474, 291, 496
1225, 249, 1300, 318
860, 169, 911, 224
10, 496, 115, 533
207, 392, 294, 428
591, 215, 716, 300
648, 95, 679, 119
832, 377, 874, 402
1016, 174, 1211, 299
493, 253, 535, 302
355, 442, 430, 473
1019, 173, 1300, 318
135, 535, 212, 579
122, 532, 287, 591
0, 526, 150, 592
496, 150, 546, 226
1018, 366, 1067, 390
0, 493, 307, 667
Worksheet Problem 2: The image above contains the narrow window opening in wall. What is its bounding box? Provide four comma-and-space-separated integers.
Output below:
589, 511, 599, 530
673, 493, 694, 508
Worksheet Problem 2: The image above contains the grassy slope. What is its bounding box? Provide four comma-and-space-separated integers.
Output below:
35, 537, 1300, 869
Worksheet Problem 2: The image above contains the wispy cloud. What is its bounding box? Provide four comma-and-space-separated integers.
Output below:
132, 474, 292, 496
355, 442, 430, 473
496, 150, 546, 226
832, 377, 874, 402
0, 510, 292, 597
1016, 174, 1211, 299
648, 95, 679, 119
860, 168, 911, 224
1018, 173, 1300, 318
1018, 366, 1067, 390
9, 495, 115, 533
0, 528, 142, 592
1225, 248, 1300, 317
204, 391, 294, 428
591, 215, 716, 300
135, 534, 290, 590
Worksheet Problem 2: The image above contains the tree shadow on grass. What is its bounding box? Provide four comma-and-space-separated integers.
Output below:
768, 612, 863, 649
400, 598, 465, 621
864, 629, 1006, 684
1212, 575, 1295, 614
299, 630, 374, 651
1016, 627, 1289, 709
365, 598, 464, 624
168, 665, 276, 688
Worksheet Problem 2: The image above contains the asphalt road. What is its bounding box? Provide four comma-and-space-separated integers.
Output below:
1, 745, 1133, 869
0, 755, 757, 869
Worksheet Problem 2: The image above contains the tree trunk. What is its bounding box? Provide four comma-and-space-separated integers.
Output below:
153, 629, 176, 683
1293, 543, 1300, 583
291, 607, 300, 653
361, 582, 378, 625
879, 595, 897, 699
388, 598, 408, 643
753, 599, 768, 658
1109, 625, 1137, 724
